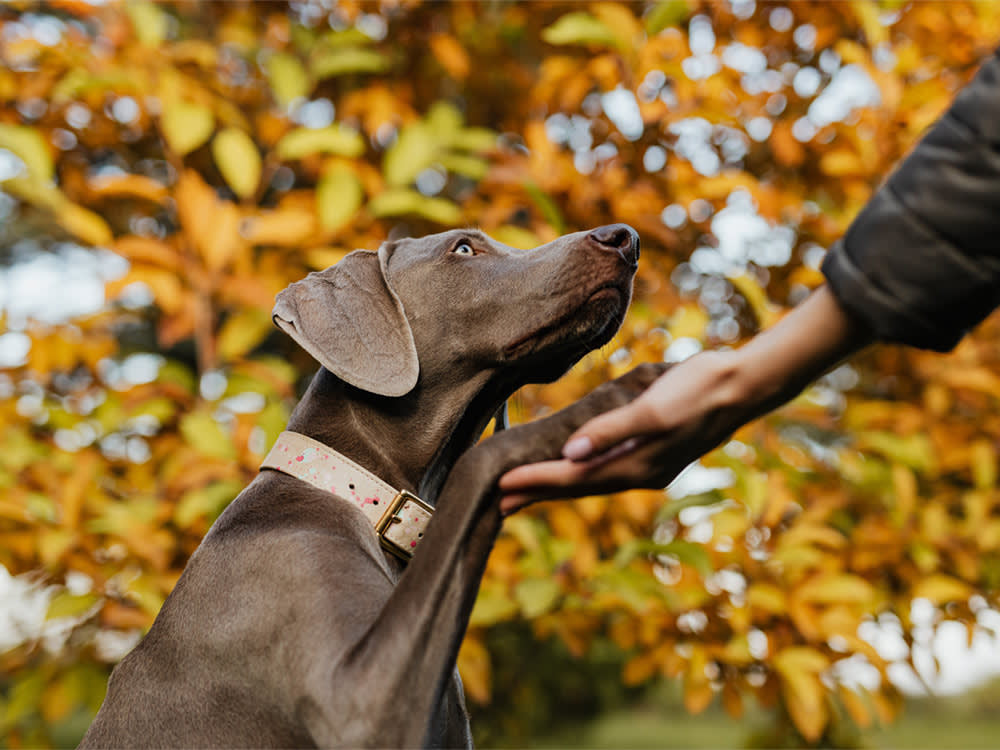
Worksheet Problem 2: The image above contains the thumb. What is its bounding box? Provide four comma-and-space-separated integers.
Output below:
562, 400, 660, 462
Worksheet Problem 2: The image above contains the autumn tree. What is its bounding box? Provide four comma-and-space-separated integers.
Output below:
2, 1, 1000, 746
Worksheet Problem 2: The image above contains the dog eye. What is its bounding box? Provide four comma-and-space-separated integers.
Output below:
452, 243, 475, 256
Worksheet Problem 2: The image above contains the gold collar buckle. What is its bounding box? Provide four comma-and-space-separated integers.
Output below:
374, 490, 433, 561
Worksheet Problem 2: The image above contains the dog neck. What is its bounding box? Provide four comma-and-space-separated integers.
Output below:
285, 367, 506, 504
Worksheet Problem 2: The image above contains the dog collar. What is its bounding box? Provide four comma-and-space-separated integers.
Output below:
260, 431, 432, 561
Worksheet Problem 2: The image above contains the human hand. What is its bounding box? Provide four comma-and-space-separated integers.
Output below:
498, 286, 871, 514
498, 351, 750, 514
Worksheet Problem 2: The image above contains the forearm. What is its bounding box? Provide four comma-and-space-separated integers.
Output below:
727, 284, 873, 416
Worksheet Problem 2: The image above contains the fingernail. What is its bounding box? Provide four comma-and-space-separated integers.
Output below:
563, 436, 594, 461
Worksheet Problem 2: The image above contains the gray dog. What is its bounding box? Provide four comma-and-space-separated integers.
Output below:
80, 225, 666, 748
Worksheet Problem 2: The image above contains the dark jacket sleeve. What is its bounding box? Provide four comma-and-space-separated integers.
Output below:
822, 49, 1000, 351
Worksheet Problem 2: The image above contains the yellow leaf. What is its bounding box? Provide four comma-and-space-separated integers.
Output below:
126, 1, 168, 46
55, 202, 113, 247
218, 308, 272, 361
383, 122, 437, 187
796, 574, 875, 605
162, 100, 215, 156
180, 412, 235, 459
107, 266, 184, 312
0, 123, 53, 181
851, 0, 887, 45
267, 52, 311, 107
317, 166, 363, 233
492, 226, 540, 249
856, 431, 935, 473
369, 189, 462, 225
683, 649, 714, 713
970, 439, 997, 489
774, 647, 830, 743
911, 574, 973, 605
304, 247, 351, 270
457, 635, 491, 704
747, 582, 785, 615
311, 47, 389, 79
542, 12, 619, 48
729, 274, 780, 327
212, 128, 262, 200
591, 3, 642, 48
669, 304, 708, 339
39, 529, 75, 568
276, 125, 367, 160
820, 148, 865, 177
46, 591, 99, 621
514, 578, 560, 618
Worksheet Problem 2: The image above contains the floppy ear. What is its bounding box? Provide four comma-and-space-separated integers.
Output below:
272, 244, 419, 397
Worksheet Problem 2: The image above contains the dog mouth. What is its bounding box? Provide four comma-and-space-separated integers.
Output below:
501, 282, 630, 362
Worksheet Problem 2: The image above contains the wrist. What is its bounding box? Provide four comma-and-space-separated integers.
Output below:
726, 285, 872, 414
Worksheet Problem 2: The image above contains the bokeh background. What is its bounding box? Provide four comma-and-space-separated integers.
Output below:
3, 1, 1000, 747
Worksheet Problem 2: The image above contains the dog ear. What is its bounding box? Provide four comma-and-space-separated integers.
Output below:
272, 244, 419, 397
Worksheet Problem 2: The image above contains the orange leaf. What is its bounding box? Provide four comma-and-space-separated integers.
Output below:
89, 173, 168, 203
430, 33, 470, 79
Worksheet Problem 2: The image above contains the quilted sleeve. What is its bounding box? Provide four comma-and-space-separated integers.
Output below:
822, 49, 1000, 351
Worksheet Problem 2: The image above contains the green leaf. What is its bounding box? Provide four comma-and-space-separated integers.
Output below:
311, 47, 390, 78
161, 101, 214, 156
267, 52, 312, 108
125, 1, 168, 46
175, 480, 244, 528
856, 432, 935, 473
492, 225, 540, 250
218, 307, 273, 361
447, 127, 498, 153
256, 401, 291, 448
276, 125, 366, 160
514, 578, 561, 618
383, 123, 437, 187
129, 396, 176, 424
645, 0, 692, 34
179, 412, 235, 459
46, 592, 101, 621
317, 166, 364, 233
426, 101, 464, 136
438, 153, 489, 180
0, 124, 53, 182
157, 360, 197, 393
212, 128, 261, 200
5, 671, 45, 727
53, 69, 142, 102
469, 584, 520, 627
615, 539, 712, 576
542, 12, 620, 48
656, 490, 726, 522
369, 189, 461, 225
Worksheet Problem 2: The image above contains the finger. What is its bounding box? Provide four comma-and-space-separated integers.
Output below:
498, 459, 590, 492
499, 493, 534, 515
562, 400, 663, 461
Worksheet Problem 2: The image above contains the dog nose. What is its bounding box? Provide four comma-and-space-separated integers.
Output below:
589, 223, 640, 267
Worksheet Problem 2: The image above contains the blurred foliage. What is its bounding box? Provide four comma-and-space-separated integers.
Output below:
1, 0, 1000, 747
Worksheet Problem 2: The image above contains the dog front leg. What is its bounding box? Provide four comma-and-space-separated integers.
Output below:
328, 364, 668, 747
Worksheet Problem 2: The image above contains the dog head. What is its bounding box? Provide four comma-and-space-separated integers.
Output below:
273, 225, 639, 397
